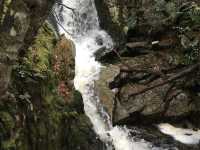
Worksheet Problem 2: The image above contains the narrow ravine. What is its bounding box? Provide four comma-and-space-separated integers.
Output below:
55, 0, 166, 150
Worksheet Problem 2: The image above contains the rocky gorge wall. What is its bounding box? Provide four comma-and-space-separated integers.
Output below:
95, 0, 200, 149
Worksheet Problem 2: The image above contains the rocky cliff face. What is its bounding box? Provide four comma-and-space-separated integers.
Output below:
95, 0, 200, 149
0, 1, 55, 149
0, 1, 105, 150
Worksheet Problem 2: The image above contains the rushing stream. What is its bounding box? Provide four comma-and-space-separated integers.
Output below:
55, 0, 200, 149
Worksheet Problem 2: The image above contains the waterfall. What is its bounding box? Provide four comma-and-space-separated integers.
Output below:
55, 0, 165, 149
55, 0, 113, 142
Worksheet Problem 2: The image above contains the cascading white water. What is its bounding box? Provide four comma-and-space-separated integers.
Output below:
55, 0, 167, 150
56, 0, 113, 142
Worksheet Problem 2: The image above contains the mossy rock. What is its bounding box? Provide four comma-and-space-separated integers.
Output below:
0, 112, 14, 130
25, 22, 57, 73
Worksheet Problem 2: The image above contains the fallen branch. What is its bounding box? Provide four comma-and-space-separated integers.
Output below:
112, 48, 169, 77
126, 41, 149, 49
51, 11, 72, 36
55, 2, 75, 12
128, 63, 200, 98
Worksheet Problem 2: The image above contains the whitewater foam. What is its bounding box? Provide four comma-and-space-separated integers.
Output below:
158, 123, 200, 145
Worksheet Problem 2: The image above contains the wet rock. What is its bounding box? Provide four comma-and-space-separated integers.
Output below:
94, 47, 107, 60
95, 36, 104, 46
94, 47, 116, 63
95, 64, 120, 120
94, 0, 130, 42
118, 83, 200, 117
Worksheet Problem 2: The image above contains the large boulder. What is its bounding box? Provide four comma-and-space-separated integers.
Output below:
98, 54, 200, 125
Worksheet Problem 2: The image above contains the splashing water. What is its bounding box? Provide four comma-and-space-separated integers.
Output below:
55, 0, 168, 149
158, 123, 200, 145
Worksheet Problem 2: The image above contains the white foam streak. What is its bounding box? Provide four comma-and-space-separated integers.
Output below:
109, 127, 154, 150
158, 123, 200, 145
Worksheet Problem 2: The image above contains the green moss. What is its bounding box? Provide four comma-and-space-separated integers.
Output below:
182, 46, 200, 65
0, 112, 14, 130
25, 22, 56, 73
189, 5, 200, 24
177, 3, 200, 27
2, 138, 16, 150
0, 112, 17, 150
